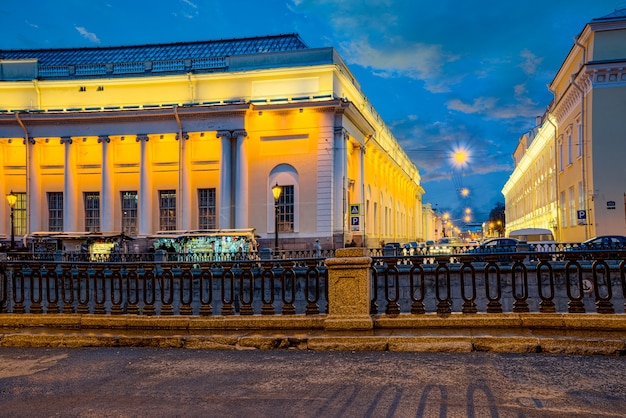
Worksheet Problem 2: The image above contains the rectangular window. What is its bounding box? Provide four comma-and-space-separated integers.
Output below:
569, 186, 576, 227
277, 185, 294, 233
84, 192, 100, 232
577, 122, 583, 157
198, 188, 216, 230
567, 132, 573, 165
13, 192, 27, 235
121, 191, 138, 235
159, 190, 177, 231
560, 191, 566, 228
559, 142, 564, 171
47, 192, 63, 232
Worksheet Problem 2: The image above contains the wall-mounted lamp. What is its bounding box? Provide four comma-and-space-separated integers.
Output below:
272, 183, 283, 255
6, 190, 17, 250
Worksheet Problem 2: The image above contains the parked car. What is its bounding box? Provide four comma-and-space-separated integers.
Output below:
574, 235, 626, 249
465, 238, 522, 254
566, 235, 626, 259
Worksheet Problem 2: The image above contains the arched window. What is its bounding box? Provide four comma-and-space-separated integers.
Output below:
268, 164, 299, 234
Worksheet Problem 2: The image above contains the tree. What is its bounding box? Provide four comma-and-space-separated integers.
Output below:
488, 202, 505, 237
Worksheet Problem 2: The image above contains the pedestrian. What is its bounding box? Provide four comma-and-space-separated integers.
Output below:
314, 239, 322, 257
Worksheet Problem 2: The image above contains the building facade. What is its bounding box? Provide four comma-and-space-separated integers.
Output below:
0, 34, 424, 251
502, 9, 626, 242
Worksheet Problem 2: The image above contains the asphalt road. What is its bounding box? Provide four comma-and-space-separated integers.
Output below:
0, 347, 624, 417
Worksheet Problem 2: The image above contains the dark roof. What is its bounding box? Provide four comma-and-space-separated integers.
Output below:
0, 34, 308, 66
592, 8, 626, 22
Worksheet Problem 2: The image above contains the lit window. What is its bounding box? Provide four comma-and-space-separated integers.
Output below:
47, 192, 63, 232
84, 192, 100, 232
198, 188, 216, 230
13, 192, 27, 235
121, 191, 138, 235
159, 190, 176, 231
277, 185, 294, 233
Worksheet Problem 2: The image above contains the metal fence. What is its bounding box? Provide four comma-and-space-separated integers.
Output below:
0, 249, 625, 317
0, 259, 327, 316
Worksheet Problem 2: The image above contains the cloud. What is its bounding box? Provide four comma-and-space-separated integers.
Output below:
519, 49, 543, 76
74, 26, 100, 44
339, 37, 459, 93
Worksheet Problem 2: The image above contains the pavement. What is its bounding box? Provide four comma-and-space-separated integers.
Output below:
0, 313, 625, 356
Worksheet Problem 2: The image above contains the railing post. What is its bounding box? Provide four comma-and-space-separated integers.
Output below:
324, 248, 373, 330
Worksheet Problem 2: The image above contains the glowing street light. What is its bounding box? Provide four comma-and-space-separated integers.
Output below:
271, 183, 283, 254
6, 190, 17, 250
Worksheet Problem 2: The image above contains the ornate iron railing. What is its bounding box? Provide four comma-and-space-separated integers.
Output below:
371, 251, 626, 315
0, 259, 327, 316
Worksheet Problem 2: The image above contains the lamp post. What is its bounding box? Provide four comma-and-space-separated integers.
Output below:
271, 183, 282, 255
6, 190, 17, 250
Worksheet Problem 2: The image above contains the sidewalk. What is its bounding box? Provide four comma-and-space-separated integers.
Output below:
0, 314, 625, 356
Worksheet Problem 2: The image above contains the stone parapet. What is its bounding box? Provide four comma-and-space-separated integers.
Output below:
323, 248, 373, 330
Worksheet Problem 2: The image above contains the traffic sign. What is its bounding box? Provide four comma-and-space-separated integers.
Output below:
577, 210, 587, 225
350, 204, 361, 216
350, 216, 360, 231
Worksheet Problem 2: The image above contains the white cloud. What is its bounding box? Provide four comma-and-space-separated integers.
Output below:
339, 37, 458, 93
519, 49, 543, 76
75, 26, 100, 44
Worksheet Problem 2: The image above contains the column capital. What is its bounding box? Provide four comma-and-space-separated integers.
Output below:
232, 129, 247, 138
60, 136, 73, 145
135, 134, 149, 142
216, 130, 233, 139
334, 127, 350, 140
97, 135, 111, 144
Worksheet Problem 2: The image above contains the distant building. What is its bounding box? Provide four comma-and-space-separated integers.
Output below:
0, 34, 424, 251
502, 9, 626, 241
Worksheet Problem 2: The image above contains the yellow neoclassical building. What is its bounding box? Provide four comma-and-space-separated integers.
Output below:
503, 9, 626, 242
0, 34, 424, 252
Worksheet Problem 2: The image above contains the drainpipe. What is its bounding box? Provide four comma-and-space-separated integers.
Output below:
572, 37, 588, 240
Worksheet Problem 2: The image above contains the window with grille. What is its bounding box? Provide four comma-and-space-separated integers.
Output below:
47, 192, 63, 232
13, 192, 27, 235
159, 190, 176, 231
198, 188, 216, 230
121, 191, 138, 235
84, 192, 100, 232
277, 185, 294, 233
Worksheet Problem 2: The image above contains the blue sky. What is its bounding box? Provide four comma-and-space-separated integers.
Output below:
2, 0, 624, 222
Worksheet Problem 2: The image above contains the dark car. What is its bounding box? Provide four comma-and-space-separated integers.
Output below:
465, 238, 521, 254
575, 235, 626, 250
566, 235, 626, 259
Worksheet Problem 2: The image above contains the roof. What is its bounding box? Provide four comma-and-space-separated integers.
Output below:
0, 34, 308, 66
592, 8, 626, 22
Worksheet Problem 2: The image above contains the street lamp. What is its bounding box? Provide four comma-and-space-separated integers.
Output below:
271, 183, 283, 255
6, 190, 17, 250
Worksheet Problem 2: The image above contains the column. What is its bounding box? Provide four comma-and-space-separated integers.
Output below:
177, 132, 191, 230
98, 135, 114, 232
332, 128, 349, 244
27, 137, 42, 232
61, 137, 78, 232
217, 130, 233, 229
234, 130, 248, 229
136, 134, 152, 236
